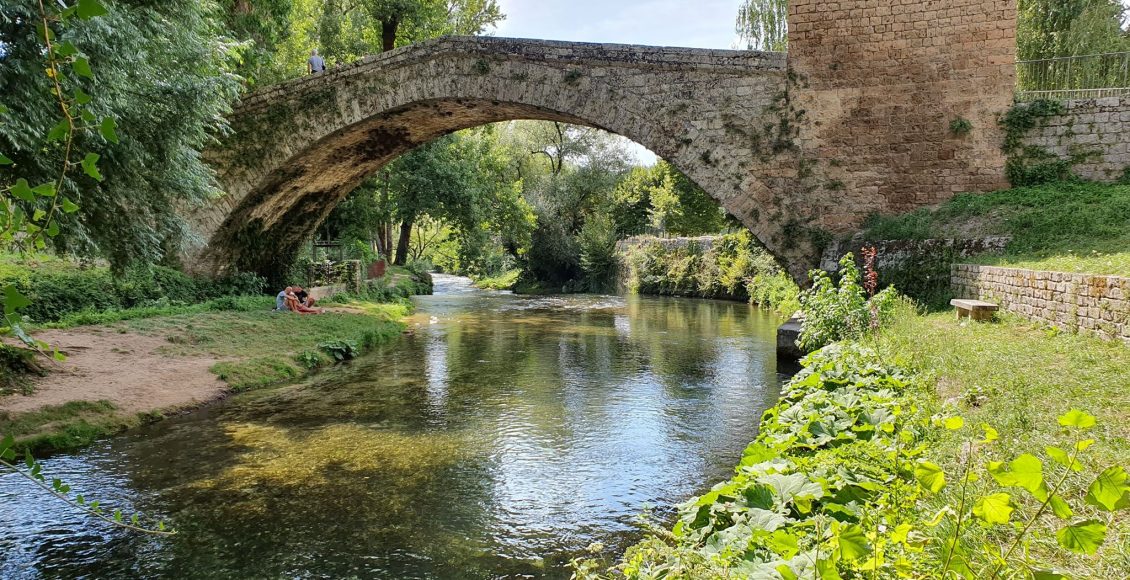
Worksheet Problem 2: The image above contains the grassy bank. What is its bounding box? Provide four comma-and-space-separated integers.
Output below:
863, 181, 1130, 277
1, 266, 434, 453
471, 269, 520, 290
586, 306, 1130, 578
131, 300, 411, 391
0, 300, 411, 454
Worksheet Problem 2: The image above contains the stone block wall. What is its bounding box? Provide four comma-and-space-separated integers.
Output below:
1020, 96, 1130, 182
788, 0, 1016, 229
952, 264, 1130, 343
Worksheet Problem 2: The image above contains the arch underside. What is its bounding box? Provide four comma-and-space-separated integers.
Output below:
204, 96, 782, 281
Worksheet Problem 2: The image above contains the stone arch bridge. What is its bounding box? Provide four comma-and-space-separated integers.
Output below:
193, 0, 1017, 282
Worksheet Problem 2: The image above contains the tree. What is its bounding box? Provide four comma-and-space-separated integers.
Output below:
649, 162, 727, 236
736, 0, 788, 52
1, 0, 242, 270
221, 0, 295, 85
1017, 0, 1130, 61
314, 0, 502, 63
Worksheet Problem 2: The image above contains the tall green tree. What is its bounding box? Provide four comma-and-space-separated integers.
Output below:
736, 0, 788, 52
1017, 0, 1129, 60
221, 0, 295, 85
315, 0, 502, 63
0, 0, 242, 270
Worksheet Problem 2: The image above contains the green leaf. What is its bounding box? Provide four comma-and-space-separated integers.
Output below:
1075, 439, 1095, 452
32, 182, 56, 197
1086, 466, 1130, 512
73, 57, 93, 78
1046, 446, 1082, 472
914, 461, 946, 493
4, 285, 32, 315
1056, 520, 1106, 555
0, 153, 12, 166
62, 198, 79, 214
55, 41, 79, 58
46, 221, 59, 238
32, 209, 46, 222
766, 530, 799, 558
0, 433, 14, 458
1058, 409, 1096, 429
47, 119, 69, 142
740, 442, 777, 467
81, 152, 103, 181
73, 87, 92, 105
100, 117, 119, 143
973, 492, 1013, 525
0, 104, 8, 115
981, 423, 999, 442
10, 179, 35, 201
77, 0, 109, 19
943, 416, 964, 430
836, 524, 871, 560
1049, 494, 1073, 519
989, 454, 1045, 500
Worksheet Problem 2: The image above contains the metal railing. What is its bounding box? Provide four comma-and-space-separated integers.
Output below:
1016, 52, 1130, 102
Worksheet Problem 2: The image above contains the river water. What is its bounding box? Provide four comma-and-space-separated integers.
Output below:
0, 275, 788, 579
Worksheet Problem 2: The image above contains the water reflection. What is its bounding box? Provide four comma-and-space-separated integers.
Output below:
1, 275, 788, 579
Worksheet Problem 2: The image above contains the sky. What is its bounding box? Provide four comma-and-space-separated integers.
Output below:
491, 1, 746, 165
494, 0, 744, 49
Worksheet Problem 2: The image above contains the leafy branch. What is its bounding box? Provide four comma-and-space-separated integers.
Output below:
1, 0, 172, 537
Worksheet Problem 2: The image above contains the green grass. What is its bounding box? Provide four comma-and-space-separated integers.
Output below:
31, 295, 275, 330
472, 269, 520, 290
126, 301, 411, 391
867, 307, 1130, 575
863, 181, 1130, 277
0, 400, 147, 454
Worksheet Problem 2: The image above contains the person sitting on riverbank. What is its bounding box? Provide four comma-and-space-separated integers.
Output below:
293, 286, 317, 309
276, 287, 324, 314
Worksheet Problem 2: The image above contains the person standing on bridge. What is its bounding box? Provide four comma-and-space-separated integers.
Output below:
307, 49, 326, 75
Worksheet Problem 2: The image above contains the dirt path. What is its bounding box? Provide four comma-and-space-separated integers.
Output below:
0, 326, 226, 415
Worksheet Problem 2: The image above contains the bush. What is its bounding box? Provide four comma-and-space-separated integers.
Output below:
797, 253, 899, 352
623, 231, 800, 314
2, 262, 268, 324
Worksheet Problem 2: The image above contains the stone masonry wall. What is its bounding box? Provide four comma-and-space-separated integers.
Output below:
789, 0, 1016, 230
1020, 96, 1130, 182
952, 264, 1130, 343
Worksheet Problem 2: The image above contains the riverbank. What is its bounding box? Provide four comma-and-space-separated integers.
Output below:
0, 293, 420, 454
584, 305, 1130, 578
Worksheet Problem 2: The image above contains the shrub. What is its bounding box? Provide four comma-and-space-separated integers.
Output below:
797, 253, 898, 352
318, 339, 360, 362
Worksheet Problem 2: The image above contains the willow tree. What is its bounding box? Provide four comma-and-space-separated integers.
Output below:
736, 0, 788, 52
1017, 0, 1130, 60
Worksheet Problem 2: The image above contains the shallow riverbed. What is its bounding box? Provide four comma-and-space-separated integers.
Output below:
1, 275, 789, 579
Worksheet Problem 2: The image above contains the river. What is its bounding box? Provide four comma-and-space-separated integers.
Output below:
0, 275, 789, 579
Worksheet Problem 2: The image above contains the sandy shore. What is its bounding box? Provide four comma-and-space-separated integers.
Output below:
0, 326, 227, 416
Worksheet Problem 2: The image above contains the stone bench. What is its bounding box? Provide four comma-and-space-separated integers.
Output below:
950, 299, 999, 321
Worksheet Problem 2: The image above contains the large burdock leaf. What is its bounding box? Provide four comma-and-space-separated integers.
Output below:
1086, 466, 1130, 512
1056, 520, 1106, 555
761, 473, 824, 505
973, 492, 1013, 525
836, 523, 870, 560
914, 461, 945, 493
1057, 409, 1096, 429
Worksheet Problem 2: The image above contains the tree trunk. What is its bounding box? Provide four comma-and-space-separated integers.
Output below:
394, 219, 413, 265
381, 19, 399, 52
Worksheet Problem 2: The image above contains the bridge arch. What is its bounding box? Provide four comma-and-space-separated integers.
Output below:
193, 37, 798, 281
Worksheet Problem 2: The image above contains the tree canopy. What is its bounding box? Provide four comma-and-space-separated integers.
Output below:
1, 0, 242, 269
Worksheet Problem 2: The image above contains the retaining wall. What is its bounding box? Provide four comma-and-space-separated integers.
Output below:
951, 264, 1130, 343
1021, 96, 1130, 182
